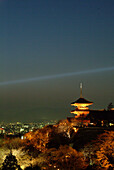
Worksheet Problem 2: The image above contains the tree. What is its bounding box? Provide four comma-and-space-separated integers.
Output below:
2, 151, 22, 170
3, 137, 23, 151
107, 103, 113, 111
82, 131, 114, 169
95, 131, 114, 169
23, 124, 71, 155
43, 145, 88, 170
23, 125, 53, 155
47, 131, 69, 149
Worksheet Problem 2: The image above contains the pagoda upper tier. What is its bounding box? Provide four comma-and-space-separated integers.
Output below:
71, 97, 93, 107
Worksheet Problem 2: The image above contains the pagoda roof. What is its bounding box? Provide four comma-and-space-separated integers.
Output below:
71, 97, 93, 104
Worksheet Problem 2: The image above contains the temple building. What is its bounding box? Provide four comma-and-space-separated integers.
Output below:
67, 83, 114, 127
71, 83, 93, 118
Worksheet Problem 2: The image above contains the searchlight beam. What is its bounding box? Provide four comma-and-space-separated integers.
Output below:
0, 67, 114, 86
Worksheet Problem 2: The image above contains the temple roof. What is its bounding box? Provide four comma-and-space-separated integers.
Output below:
71, 97, 93, 104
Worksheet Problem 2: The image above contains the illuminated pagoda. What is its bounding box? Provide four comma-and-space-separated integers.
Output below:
71, 83, 93, 118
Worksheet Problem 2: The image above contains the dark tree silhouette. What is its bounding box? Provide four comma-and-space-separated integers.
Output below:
2, 152, 22, 170
107, 102, 113, 110
47, 131, 69, 149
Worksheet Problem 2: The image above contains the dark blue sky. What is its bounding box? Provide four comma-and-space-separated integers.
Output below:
0, 0, 114, 122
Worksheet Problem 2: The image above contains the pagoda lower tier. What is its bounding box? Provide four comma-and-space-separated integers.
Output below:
71, 108, 90, 118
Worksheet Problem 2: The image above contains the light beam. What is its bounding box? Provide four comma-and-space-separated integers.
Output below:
0, 67, 114, 86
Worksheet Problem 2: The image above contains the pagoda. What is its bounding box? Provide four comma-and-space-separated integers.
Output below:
71, 83, 93, 118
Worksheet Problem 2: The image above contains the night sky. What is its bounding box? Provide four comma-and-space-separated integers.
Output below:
0, 0, 114, 122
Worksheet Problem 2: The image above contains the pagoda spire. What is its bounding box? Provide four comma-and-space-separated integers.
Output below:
80, 83, 83, 98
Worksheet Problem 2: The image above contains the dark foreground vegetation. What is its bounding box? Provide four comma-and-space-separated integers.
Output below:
0, 120, 114, 170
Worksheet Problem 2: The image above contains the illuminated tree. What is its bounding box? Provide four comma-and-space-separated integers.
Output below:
95, 131, 114, 169
43, 145, 88, 170
82, 131, 114, 169
3, 137, 23, 150
23, 124, 72, 156
23, 125, 54, 154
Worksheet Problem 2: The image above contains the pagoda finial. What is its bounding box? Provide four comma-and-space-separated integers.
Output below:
80, 83, 83, 98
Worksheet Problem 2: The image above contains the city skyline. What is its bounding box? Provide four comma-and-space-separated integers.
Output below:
0, 0, 114, 122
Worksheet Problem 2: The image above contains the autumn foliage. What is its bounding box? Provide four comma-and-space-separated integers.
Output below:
23, 125, 53, 154
82, 131, 114, 169
1, 122, 114, 170
95, 131, 114, 169
43, 145, 88, 170
3, 137, 23, 150
22, 124, 71, 155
